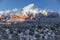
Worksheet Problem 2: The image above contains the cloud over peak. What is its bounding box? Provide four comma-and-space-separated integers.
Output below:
0, 3, 59, 18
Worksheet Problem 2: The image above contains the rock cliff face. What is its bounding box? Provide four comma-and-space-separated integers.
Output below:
0, 3, 60, 24
47, 12, 59, 18
0, 11, 60, 24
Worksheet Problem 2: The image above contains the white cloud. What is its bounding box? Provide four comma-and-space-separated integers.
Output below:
0, 3, 59, 18
22, 3, 39, 16
0, 11, 3, 17
12, 8, 18, 12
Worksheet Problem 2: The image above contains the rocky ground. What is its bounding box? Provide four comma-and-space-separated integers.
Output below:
0, 21, 60, 40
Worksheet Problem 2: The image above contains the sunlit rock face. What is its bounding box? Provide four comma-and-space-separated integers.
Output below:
6, 14, 29, 24
10, 14, 28, 19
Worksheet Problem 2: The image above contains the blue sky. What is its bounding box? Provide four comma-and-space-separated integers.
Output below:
0, 0, 60, 13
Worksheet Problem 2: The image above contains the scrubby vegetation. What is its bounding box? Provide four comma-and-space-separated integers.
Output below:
0, 21, 60, 40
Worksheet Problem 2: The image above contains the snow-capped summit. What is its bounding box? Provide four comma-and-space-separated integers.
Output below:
0, 3, 60, 24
